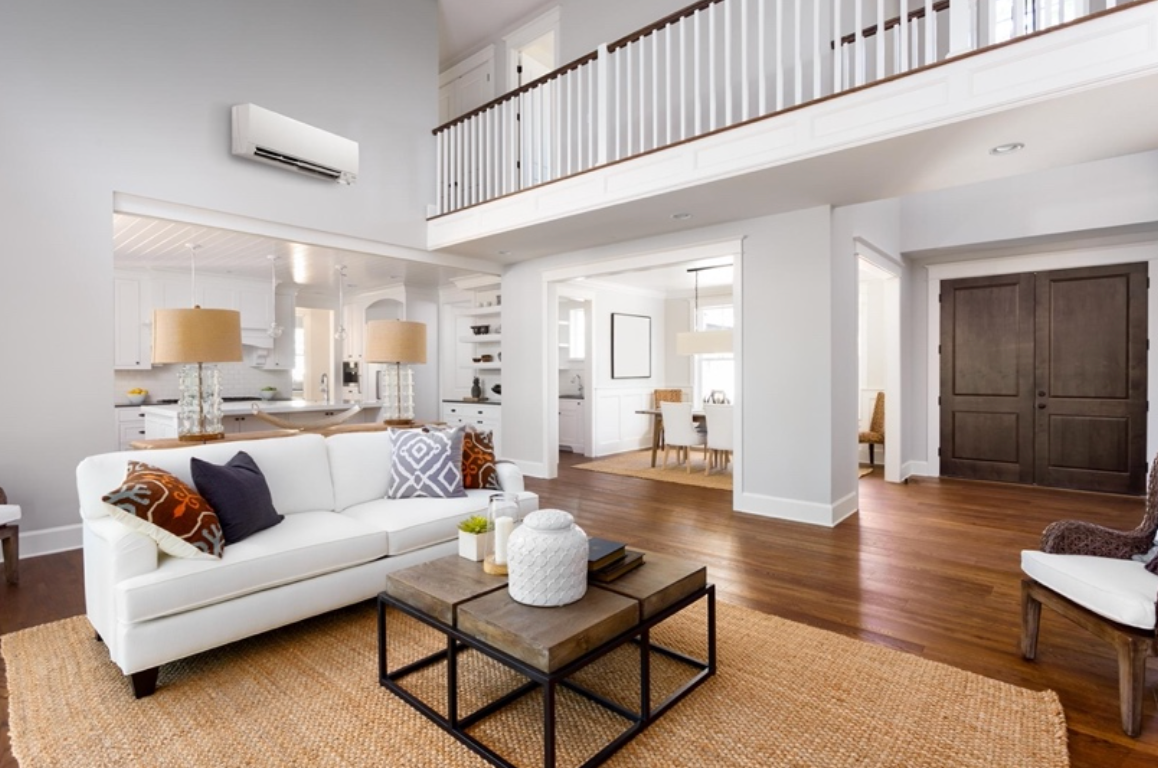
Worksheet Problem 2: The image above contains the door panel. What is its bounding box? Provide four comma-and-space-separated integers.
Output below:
941, 263, 1147, 494
940, 274, 1035, 483
1033, 264, 1147, 493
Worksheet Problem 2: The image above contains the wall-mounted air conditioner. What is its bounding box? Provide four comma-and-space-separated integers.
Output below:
231, 103, 358, 185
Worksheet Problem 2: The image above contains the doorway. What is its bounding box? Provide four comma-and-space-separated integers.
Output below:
939, 262, 1148, 493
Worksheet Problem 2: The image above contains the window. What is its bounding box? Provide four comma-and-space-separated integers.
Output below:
568, 306, 586, 360
693, 304, 734, 404
993, 0, 1082, 43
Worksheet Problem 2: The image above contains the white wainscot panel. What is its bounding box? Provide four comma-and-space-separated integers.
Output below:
593, 389, 651, 457
695, 122, 799, 175
812, 80, 950, 139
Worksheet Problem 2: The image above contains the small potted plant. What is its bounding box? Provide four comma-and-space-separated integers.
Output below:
457, 514, 492, 562
259, 386, 277, 401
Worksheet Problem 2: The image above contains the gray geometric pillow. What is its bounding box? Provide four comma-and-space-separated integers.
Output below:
387, 426, 467, 499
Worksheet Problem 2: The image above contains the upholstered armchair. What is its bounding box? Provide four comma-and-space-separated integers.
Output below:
858, 392, 885, 465
1020, 455, 1158, 736
0, 485, 20, 585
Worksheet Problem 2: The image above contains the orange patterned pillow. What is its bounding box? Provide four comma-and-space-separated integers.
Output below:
462, 426, 501, 490
101, 461, 224, 559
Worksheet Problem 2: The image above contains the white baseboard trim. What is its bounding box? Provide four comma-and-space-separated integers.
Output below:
0, 522, 82, 562
735, 490, 859, 528
904, 461, 933, 478
591, 438, 650, 458
515, 459, 551, 480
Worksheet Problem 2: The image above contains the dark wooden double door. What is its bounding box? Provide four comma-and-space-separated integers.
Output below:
940, 263, 1148, 494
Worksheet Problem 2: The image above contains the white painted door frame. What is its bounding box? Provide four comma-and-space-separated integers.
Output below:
854, 236, 903, 484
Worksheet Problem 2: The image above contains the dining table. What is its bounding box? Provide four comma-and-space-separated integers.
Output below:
635, 408, 707, 468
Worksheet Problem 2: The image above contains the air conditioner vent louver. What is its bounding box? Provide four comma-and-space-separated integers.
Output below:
253, 146, 343, 181
231, 103, 358, 185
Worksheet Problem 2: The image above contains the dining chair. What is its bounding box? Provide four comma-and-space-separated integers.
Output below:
859, 392, 885, 465
653, 389, 682, 449
660, 401, 705, 473
703, 403, 733, 474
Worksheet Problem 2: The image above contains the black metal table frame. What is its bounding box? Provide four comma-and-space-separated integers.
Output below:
377, 583, 715, 768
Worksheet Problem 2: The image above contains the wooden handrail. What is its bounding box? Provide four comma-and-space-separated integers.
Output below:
606, 0, 728, 52
832, 0, 951, 49
433, 50, 598, 135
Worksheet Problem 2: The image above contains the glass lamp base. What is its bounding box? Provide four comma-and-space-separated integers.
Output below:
176, 363, 225, 441
381, 365, 415, 421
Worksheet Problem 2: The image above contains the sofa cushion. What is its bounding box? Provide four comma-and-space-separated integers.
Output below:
191, 451, 283, 544
116, 511, 387, 624
326, 430, 394, 512
343, 490, 496, 555
387, 427, 466, 499
1021, 550, 1158, 630
101, 461, 223, 560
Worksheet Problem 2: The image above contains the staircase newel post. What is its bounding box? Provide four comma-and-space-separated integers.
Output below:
596, 43, 609, 166
947, 0, 978, 58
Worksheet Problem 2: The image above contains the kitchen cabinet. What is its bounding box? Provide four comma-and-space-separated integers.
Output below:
114, 276, 150, 369
115, 407, 148, 450
558, 398, 585, 453
342, 302, 365, 362
248, 292, 295, 369
442, 401, 502, 455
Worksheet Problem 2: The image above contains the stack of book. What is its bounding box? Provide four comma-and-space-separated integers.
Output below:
587, 537, 644, 582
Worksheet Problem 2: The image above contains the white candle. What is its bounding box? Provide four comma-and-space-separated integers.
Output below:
494, 516, 514, 564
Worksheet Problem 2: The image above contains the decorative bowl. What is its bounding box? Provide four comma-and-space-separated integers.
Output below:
472, 357, 482, 363
127, 393, 146, 405
470, 325, 490, 335
260, 390, 276, 400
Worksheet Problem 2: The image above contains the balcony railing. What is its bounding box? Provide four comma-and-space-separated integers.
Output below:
432, 0, 1138, 216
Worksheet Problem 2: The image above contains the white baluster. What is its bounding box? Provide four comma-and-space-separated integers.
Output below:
740, 0, 750, 121
680, 19, 688, 141
626, 42, 634, 156
794, 0, 802, 104
640, 35, 647, 152
725, 0, 733, 126
651, 30, 659, 150
948, 0, 976, 57
899, 0, 909, 72
775, 0, 784, 110
833, 0, 843, 93
855, 0, 865, 86
876, 0, 885, 79
924, 0, 935, 65
665, 25, 673, 145
812, 0, 821, 99
758, 0, 767, 115
694, 9, 703, 136
709, 3, 718, 131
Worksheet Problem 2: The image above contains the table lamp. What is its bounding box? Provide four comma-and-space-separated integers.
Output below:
152, 307, 243, 441
365, 319, 427, 425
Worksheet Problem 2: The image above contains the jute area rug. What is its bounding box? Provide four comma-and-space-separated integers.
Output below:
575, 449, 732, 490
3, 599, 1067, 767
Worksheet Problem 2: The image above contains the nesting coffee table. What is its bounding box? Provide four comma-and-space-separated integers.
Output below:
377, 552, 715, 768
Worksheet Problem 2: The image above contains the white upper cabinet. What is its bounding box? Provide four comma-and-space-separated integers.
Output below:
113, 275, 150, 370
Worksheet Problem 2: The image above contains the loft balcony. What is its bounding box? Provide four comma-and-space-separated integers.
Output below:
427, 0, 1158, 259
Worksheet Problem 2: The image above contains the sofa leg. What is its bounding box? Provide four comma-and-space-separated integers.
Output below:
131, 667, 159, 698
1020, 578, 1042, 660
1117, 635, 1148, 737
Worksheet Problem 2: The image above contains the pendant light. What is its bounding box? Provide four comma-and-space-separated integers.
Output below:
676, 265, 733, 355
266, 255, 283, 339
334, 264, 348, 341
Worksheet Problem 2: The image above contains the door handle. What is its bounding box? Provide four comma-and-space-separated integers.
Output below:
1037, 403, 1047, 409
1037, 390, 1046, 397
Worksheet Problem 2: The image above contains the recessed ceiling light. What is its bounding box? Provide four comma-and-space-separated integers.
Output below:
671, 213, 693, 221
989, 142, 1025, 156
498, 250, 512, 256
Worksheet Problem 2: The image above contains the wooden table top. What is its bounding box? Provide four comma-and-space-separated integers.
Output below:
384, 551, 708, 672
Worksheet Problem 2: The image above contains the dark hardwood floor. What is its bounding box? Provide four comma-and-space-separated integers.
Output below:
2, 453, 1157, 766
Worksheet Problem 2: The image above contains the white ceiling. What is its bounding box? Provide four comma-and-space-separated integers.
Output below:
113, 214, 472, 296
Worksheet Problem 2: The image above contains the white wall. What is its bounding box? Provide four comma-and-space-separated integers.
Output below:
0, 1, 438, 543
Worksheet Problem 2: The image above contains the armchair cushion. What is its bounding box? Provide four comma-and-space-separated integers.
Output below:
191, 452, 283, 545
1021, 550, 1158, 629
101, 462, 223, 560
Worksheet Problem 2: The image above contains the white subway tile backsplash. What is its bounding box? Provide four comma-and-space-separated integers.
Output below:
115, 364, 293, 404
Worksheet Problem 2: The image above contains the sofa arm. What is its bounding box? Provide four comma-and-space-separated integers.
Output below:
1040, 519, 1153, 559
83, 517, 159, 647
494, 460, 524, 494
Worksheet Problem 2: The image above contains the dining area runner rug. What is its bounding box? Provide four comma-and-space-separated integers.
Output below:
574, 449, 733, 490
2, 599, 1068, 767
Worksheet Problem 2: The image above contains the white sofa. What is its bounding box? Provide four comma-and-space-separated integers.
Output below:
76, 430, 537, 697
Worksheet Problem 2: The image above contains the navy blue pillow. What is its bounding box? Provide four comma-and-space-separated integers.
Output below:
190, 451, 283, 544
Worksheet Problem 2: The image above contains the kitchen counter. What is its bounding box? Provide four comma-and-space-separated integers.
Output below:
559, 394, 585, 400
139, 400, 384, 416
441, 399, 500, 405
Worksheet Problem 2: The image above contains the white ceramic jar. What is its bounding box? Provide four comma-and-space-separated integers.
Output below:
506, 509, 588, 607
